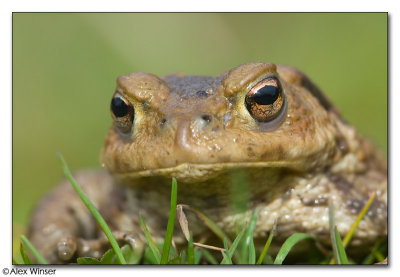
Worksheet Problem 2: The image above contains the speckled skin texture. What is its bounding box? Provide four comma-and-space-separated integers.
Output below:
28, 63, 387, 263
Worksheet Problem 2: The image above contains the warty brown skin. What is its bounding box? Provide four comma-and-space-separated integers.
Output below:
28, 63, 387, 263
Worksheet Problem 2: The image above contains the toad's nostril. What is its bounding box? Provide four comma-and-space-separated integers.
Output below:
200, 114, 212, 123
196, 90, 209, 97
190, 114, 213, 132
160, 118, 167, 127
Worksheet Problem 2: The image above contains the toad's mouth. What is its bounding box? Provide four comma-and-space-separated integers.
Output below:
110, 160, 304, 185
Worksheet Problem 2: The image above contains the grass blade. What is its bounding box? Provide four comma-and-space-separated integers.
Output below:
329, 202, 339, 264
224, 228, 245, 263
221, 252, 232, 265
375, 257, 387, 264
187, 233, 195, 264
120, 244, 142, 264
223, 237, 229, 251
362, 238, 385, 264
333, 226, 349, 264
374, 250, 385, 262
230, 171, 250, 213
21, 235, 47, 264
160, 178, 178, 264
140, 215, 161, 264
273, 233, 315, 264
194, 249, 203, 264
329, 193, 376, 264
193, 242, 225, 252
77, 257, 102, 264
19, 242, 32, 265
57, 153, 126, 264
177, 205, 190, 241
342, 192, 376, 248
177, 204, 227, 253
181, 205, 231, 245
202, 249, 218, 265
240, 210, 258, 264
143, 246, 160, 264
248, 240, 256, 264
180, 250, 187, 264
329, 203, 348, 264
221, 238, 231, 264
256, 227, 274, 265
167, 256, 181, 265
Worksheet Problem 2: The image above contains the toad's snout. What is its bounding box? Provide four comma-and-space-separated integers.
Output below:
173, 113, 222, 155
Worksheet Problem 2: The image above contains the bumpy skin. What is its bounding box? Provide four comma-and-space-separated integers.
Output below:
28, 63, 387, 264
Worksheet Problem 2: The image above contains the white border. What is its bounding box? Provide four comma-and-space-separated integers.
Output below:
1, 0, 398, 276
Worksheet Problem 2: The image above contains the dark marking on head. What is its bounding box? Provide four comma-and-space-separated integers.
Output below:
163, 75, 223, 99
300, 74, 349, 124
299, 75, 338, 115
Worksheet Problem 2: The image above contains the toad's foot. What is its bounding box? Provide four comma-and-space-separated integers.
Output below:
56, 231, 144, 262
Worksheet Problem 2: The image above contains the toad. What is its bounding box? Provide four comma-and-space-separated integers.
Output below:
28, 62, 387, 263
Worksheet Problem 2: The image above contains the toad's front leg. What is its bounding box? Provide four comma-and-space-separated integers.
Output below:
27, 171, 142, 264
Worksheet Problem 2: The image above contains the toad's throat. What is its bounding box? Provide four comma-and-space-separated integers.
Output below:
110, 163, 300, 203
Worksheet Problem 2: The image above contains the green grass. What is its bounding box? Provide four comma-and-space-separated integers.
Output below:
273, 233, 316, 265
20, 235, 47, 264
15, 155, 387, 265
329, 203, 349, 265
160, 178, 178, 264
57, 153, 126, 264
256, 224, 274, 264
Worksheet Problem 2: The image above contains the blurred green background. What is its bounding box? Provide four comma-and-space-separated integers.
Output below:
13, 13, 387, 237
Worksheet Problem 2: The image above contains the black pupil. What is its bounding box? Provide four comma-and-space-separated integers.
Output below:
252, 85, 280, 105
111, 97, 129, 117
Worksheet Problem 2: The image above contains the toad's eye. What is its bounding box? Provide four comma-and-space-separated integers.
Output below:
110, 93, 135, 133
245, 77, 284, 122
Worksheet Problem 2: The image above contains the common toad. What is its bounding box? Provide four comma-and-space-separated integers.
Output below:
28, 62, 387, 263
